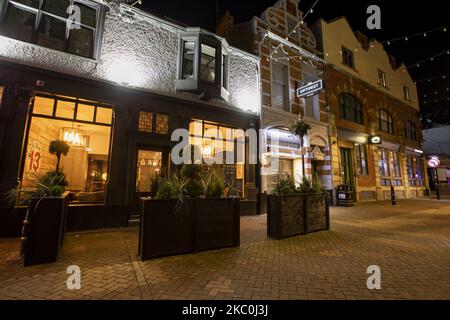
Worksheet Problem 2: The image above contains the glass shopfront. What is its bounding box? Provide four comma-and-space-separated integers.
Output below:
21, 93, 113, 204
188, 119, 246, 198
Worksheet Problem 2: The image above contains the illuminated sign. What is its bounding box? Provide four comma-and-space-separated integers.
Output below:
428, 156, 440, 168
369, 135, 382, 145
296, 80, 323, 98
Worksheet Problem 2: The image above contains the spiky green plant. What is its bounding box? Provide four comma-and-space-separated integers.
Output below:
4, 170, 68, 206
272, 174, 298, 196
203, 169, 224, 198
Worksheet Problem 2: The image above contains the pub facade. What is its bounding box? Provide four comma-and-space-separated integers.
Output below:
0, 0, 261, 236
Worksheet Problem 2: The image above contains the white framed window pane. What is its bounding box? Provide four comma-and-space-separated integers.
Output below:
182, 41, 195, 79
200, 44, 216, 82
13, 0, 40, 8
2, 5, 36, 43
36, 14, 67, 52
272, 83, 285, 110
222, 54, 228, 89
68, 27, 94, 58
42, 0, 70, 18
76, 2, 97, 28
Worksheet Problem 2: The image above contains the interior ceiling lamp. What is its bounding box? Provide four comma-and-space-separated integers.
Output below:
61, 127, 87, 148
202, 145, 214, 157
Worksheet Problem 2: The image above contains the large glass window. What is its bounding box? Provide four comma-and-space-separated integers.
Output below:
405, 120, 416, 141
271, 61, 289, 111
378, 148, 402, 186
22, 93, 113, 204
339, 93, 363, 124
407, 154, 424, 186
391, 151, 402, 186
356, 144, 368, 176
189, 119, 246, 198
378, 109, 394, 134
378, 148, 391, 186
0, 0, 102, 59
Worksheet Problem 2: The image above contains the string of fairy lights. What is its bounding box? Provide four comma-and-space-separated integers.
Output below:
265, 0, 320, 62
382, 25, 449, 45
260, 0, 450, 111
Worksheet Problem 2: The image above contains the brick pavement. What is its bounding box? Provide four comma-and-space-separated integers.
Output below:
0, 200, 449, 300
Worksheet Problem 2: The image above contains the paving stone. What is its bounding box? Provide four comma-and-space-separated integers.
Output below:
0, 200, 449, 300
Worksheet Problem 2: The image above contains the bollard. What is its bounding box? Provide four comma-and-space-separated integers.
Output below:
435, 168, 441, 201
390, 186, 397, 206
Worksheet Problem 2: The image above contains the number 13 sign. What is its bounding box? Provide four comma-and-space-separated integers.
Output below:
28, 141, 42, 175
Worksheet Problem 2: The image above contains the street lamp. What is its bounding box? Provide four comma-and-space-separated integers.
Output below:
290, 114, 311, 177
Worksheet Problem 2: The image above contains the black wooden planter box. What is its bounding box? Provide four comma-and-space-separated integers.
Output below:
23, 192, 70, 267
267, 194, 330, 240
139, 198, 240, 261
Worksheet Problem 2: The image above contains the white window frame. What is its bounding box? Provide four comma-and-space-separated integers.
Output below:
176, 31, 229, 102
0, 0, 106, 60
378, 69, 387, 87
403, 85, 411, 101
270, 60, 290, 112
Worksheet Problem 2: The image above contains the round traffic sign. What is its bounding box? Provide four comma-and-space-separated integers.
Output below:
428, 156, 440, 168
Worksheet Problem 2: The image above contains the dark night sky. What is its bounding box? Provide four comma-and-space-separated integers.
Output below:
140, 0, 450, 125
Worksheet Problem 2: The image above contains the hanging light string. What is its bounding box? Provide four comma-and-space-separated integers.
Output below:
406, 48, 450, 68
422, 96, 450, 104
421, 86, 450, 98
266, 0, 320, 62
416, 71, 450, 83
383, 25, 449, 45
377, 72, 450, 87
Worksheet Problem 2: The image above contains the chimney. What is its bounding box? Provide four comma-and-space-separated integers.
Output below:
355, 31, 369, 50
216, 10, 234, 39
389, 55, 398, 69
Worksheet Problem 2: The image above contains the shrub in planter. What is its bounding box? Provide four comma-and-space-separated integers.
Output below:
203, 170, 225, 198
181, 164, 205, 198
267, 174, 329, 239
4, 170, 70, 266
139, 164, 239, 260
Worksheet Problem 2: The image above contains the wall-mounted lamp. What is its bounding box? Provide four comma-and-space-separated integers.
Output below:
369, 135, 382, 145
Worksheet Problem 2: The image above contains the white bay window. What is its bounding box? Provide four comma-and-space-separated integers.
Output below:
177, 32, 229, 102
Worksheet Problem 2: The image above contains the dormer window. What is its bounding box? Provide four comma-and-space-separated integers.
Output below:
0, 0, 107, 60
177, 32, 229, 102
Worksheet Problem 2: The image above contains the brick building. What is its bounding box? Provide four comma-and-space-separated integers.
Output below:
312, 17, 429, 203
218, 0, 333, 195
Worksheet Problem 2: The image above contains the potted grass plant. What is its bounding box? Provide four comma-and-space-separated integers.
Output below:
4, 140, 71, 266
139, 164, 240, 261
267, 174, 330, 240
